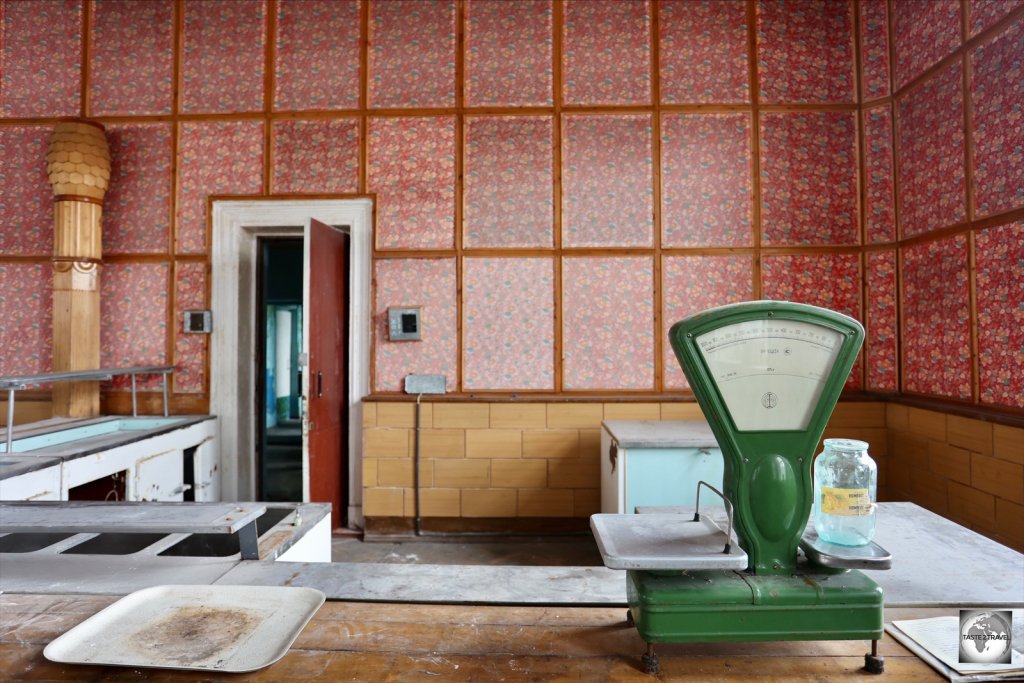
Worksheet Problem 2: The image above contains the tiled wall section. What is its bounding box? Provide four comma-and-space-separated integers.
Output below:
363, 400, 889, 522
886, 404, 1024, 552
659, 0, 748, 104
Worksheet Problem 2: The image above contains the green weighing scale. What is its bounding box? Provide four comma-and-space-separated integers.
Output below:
591, 301, 892, 675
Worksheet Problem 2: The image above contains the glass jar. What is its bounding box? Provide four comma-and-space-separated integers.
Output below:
812, 438, 877, 546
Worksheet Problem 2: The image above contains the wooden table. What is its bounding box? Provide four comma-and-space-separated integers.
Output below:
1, 594, 946, 681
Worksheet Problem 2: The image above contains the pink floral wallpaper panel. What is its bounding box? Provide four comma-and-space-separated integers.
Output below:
762, 253, 863, 389
0, 0, 81, 117
860, 0, 891, 99
759, 111, 858, 246
463, 258, 554, 390
465, 0, 552, 107
272, 119, 360, 194
970, 0, 1024, 36
0, 126, 53, 255
374, 258, 457, 393
464, 116, 552, 248
971, 20, 1024, 217
864, 106, 896, 243
181, 0, 265, 113
274, 0, 360, 111
562, 0, 651, 105
0, 264, 52, 375
659, 0, 748, 104
897, 62, 966, 238
368, 116, 455, 250
662, 255, 753, 389
902, 235, 971, 399
757, 0, 855, 104
174, 261, 206, 394
661, 113, 752, 247
176, 121, 265, 255
104, 124, 172, 254
89, 0, 173, 116
975, 222, 1024, 408
562, 115, 653, 247
100, 262, 169, 390
866, 250, 898, 391
893, 0, 961, 89
562, 257, 654, 390
370, 0, 455, 108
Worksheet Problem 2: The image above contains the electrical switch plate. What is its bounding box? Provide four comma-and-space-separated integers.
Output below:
388, 306, 421, 341
183, 310, 212, 334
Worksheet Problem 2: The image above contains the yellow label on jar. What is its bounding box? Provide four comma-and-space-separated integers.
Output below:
821, 487, 873, 516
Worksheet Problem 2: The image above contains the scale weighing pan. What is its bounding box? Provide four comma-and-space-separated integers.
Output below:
44, 584, 325, 672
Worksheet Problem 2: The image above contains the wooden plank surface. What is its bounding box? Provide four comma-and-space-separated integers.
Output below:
0, 594, 945, 681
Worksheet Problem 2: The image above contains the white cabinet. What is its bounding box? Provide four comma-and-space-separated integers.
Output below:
133, 449, 185, 501
600, 420, 724, 514
190, 437, 220, 502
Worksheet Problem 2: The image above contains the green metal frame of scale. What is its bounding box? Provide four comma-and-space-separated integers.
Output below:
626, 301, 884, 673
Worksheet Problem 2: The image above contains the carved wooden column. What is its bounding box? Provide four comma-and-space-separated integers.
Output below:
46, 120, 110, 417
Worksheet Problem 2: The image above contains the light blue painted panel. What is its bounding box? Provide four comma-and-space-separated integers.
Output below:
624, 448, 724, 513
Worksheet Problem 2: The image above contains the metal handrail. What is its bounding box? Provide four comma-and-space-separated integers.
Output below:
1, 365, 173, 453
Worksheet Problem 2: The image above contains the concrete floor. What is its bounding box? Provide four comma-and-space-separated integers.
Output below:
331, 533, 604, 566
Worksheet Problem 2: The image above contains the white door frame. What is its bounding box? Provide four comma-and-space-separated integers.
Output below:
210, 198, 372, 528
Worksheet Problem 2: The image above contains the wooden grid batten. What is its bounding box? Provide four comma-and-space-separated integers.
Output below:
0, 0, 1020, 416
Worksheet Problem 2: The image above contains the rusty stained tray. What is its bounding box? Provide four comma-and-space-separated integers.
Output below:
43, 584, 325, 673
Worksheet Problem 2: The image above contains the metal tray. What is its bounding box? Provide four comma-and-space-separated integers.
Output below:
43, 584, 325, 673
590, 513, 748, 570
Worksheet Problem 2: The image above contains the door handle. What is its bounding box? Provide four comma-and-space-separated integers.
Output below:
317, 371, 323, 398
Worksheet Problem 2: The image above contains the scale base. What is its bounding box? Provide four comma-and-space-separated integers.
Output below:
626, 568, 884, 674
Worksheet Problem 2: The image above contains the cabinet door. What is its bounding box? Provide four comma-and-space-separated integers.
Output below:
132, 449, 185, 501
624, 448, 724, 512
190, 437, 220, 502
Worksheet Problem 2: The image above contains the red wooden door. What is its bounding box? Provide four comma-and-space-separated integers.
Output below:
304, 218, 348, 530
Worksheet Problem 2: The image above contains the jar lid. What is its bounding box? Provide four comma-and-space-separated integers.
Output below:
823, 438, 869, 452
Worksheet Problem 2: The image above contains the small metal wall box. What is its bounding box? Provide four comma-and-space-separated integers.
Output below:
183, 310, 212, 334
388, 306, 421, 341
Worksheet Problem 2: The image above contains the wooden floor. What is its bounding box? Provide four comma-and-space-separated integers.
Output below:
1, 594, 946, 681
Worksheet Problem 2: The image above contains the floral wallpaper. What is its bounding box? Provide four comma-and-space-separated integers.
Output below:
89, 0, 173, 116
563, 0, 650, 105
662, 255, 753, 389
464, 116, 552, 248
759, 111, 858, 245
463, 258, 554, 390
975, 222, 1024, 408
369, 0, 455, 108
866, 250, 898, 391
893, 0, 961, 89
176, 121, 265, 255
661, 113, 752, 247
103, 124, 172, 254
0, 0, 80, 118
971, 20, 1024, 218
174, 261, 206, 394
863, 106, 896, 244
970, 0, 1024, 36
897, 62, 966, 239
100, 262, 169, 389
757, 0, 855, 104
465, 0, 552, 107
0, 126, 53, 255
562, 257, 653, 390
659, 0, 748, 104
374, 258, 457, 393
368, 116, 455, 250
902, 235, 971, 399
272, 119, 360, 194
181, 0, 265, 114
762, 253, 863, 389
274, 0, 361, 111
860, 0, 891, 100
562, 115, 653, 247
0, 264, 52, 375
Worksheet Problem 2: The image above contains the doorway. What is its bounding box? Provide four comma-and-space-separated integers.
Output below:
257, 238, 304, 502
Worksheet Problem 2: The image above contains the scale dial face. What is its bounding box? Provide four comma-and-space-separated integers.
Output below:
695, 319, 844, 431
